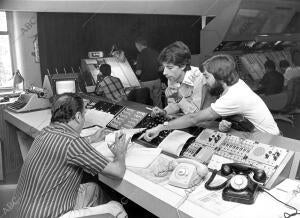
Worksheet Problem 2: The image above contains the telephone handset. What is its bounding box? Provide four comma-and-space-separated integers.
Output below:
168, 158, 208, 189
205, 163, 267, 204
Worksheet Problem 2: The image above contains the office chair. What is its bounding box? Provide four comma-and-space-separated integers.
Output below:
262, 77, 300, 126
127, 87, 153, 105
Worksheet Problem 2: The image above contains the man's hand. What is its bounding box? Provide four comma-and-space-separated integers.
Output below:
143, 125, 162, 142
219, 120, 232, 132
108, 131, 130, 159
151, 107, 167, 117
165, 87, 179, 99
87, 128, 111, 144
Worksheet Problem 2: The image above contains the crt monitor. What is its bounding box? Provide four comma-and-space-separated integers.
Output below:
51, 73, 80, 96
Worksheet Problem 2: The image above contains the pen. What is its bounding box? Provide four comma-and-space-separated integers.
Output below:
276, 188, 288, 193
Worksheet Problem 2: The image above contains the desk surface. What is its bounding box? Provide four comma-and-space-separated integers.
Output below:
4, 107, 300, 218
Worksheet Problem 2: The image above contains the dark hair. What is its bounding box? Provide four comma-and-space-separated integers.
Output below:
202, 54, 239, 86
158, 41, 191, 67
279, 60, 290, 69
291, 49, 300, 66
100, 64, 111, 77
264, 58, 276, 71
135, 37, 148, 47
51, 93, 84, 123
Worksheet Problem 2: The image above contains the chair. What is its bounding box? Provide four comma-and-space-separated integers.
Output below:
262, 77, 300, 126
127, 87, 153, 105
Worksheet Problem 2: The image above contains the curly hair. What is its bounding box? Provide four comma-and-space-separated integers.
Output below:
51, 93, 84, 123
202, 54, 239, 86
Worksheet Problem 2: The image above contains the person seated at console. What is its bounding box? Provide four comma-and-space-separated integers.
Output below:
151, 41, 215, 118
95, 63, 127, 102
143, 54, 280, 142
256, 58, 284, 95
284, 49, 300, 86
13, 93, 129, 218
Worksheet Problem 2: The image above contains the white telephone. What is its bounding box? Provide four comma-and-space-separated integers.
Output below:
168, 158, 208, 189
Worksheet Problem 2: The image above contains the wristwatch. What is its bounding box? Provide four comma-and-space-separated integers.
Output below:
162, 121, 169, 131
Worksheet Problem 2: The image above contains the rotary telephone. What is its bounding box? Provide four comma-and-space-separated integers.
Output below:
205, 163, 267, 204
168, 158, 208, 189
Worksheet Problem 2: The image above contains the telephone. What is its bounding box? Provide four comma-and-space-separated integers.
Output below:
205, 163, 267, 204
168, 158, 208, 189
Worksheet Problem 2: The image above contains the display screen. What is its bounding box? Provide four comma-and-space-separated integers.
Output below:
55, 80, 76, 95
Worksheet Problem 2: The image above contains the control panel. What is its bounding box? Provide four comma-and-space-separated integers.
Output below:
181, 129, 294, 189
107, 107, 148, 130
134, 115, 173, 147
92, 99, 124, 115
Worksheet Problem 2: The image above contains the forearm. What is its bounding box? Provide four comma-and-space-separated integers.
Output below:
102, 154, 126, 179
161, 107, 220, 131
164, 102, 180, 115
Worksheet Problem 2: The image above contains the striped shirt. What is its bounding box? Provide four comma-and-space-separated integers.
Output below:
95, 76, 127, 102
14, 122, 109, 218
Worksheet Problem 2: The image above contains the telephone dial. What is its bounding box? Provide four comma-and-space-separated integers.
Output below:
168, 158, 208, 189
205, 163, 267, 204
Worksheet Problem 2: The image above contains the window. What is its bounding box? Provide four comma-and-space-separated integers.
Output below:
0, 11, 13, 88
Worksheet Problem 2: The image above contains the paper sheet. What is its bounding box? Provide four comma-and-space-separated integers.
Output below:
105, 128, 145, 145
158, 130, 193, 156
188, 173, 238, 215
126, 147, 162, 168
269, 178, 300, 209
91, 141, 161, 168
85, 109, 114, 127
80, 126, 102, 137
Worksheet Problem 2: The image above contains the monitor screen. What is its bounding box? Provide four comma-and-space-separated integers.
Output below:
55, 80, 76, 95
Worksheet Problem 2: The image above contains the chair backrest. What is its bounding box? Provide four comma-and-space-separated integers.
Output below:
284, 77, 300, 112
127, 87, 153, 105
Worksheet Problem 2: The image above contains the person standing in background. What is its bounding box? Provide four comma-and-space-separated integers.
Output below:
135, 37, 163, 108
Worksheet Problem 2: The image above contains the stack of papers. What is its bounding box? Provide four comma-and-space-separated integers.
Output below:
81, 127, 160, 168
84, 109, 114, 127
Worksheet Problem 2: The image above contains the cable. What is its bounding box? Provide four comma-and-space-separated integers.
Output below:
261, 188, 300, 218
175, 178, 205, 218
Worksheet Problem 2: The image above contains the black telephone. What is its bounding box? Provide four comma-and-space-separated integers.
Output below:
205, 163, 267, 204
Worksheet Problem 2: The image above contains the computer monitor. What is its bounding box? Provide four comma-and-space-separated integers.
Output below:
51, 73, 80, 96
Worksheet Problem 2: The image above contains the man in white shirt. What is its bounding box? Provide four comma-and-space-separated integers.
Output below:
151, 41, 214, 118
144, 54, 280, 141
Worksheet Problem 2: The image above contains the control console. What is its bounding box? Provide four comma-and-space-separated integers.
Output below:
93, 99, 124, 115
134, 114, 173, 147
181, 129, 294, 189
107, 107, 148, 130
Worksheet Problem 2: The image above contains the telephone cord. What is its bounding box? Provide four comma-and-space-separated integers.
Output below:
261, 188, 300, 218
